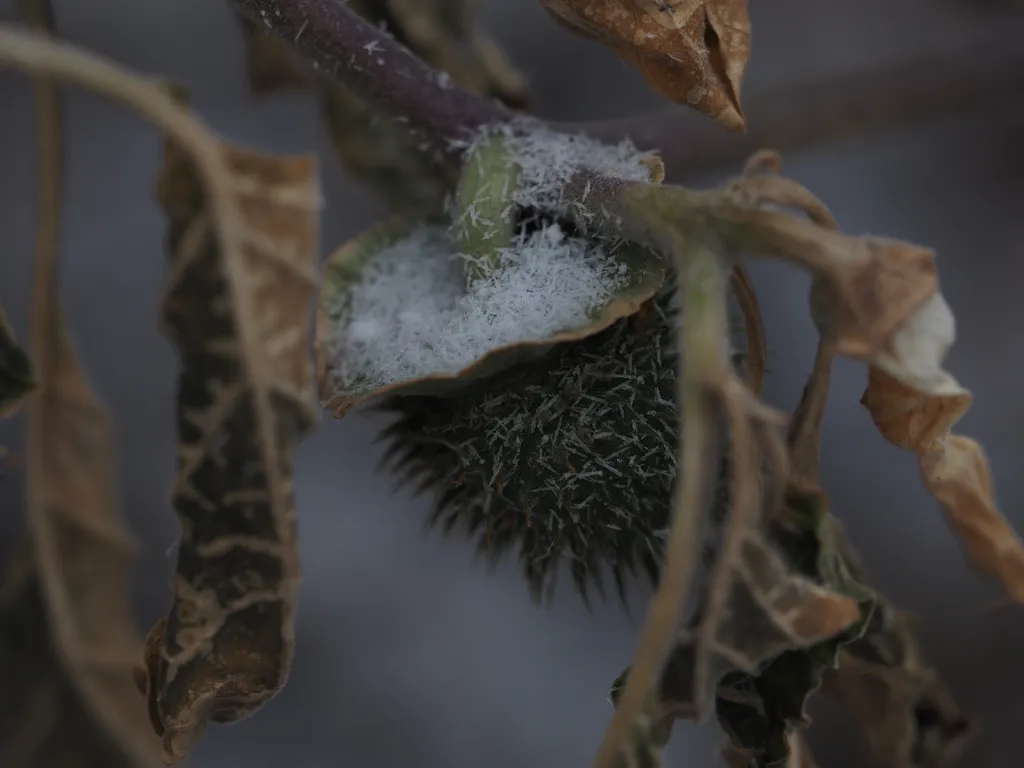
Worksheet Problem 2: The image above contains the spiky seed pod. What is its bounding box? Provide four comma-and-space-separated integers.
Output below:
378, 273, 735, 605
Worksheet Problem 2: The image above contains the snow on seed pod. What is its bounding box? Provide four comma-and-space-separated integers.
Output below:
376, 272, 739, 604
315, 213, 668, 414
315, 124, 669, 415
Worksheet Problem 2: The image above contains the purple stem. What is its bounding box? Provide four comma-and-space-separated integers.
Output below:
229, 0, 510, 156
231, 0, 1024, 181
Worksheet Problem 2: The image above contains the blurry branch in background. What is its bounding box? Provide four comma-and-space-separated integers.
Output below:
232, 0, 1024, 180
566, 20, 1024, 179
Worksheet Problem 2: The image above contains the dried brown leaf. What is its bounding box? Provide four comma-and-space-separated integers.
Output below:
0, 5, 162, 763
0, 558, 155, 768
671, 526, 862, 721
861, 293, 1024, 602
540, 0, 750, 128
597, 238, 836, 768
0, 293, 160, 768
826, 605, 973, 768
630, 166, 938, 365
146, 139, 319, 762
21, 307, 161, 767
717, 204, 936, 362
0, 22, 321, 763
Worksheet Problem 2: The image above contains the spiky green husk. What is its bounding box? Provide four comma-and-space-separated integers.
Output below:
378, 272, 736, 604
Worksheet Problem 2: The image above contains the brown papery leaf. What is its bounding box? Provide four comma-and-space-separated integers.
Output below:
540, 0, 750, 129
632, 165, 938, 364
660, 528, 861, 720
1, 1, 161, 761
0, 558, 155, 767
861, 292, 1024, 602
826, 605, 973, 768
1, 315, 161, 768
147, 139, 319, 762
18, 307, 162, 767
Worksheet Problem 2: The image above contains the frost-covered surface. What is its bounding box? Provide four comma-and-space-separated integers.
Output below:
451, 118, 658, 217
326, 222, 631, 389
323, 120, 658, 392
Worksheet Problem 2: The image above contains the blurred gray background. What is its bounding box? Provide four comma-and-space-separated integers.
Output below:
2, 0, 1023, 766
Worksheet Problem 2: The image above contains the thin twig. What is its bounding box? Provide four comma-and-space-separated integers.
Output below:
16, 0, 70, 672
729, 264, 766, 394
787, 334, 837, 491
17, 0, 60, 347
593, 235, 729, 768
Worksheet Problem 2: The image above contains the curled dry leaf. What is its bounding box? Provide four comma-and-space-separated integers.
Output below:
826, 604, 974, 768
628, 165, 938, 364
147, 139, 319, 761
540, 0, 750, 129
0, 301, 36, 418
0, 560, 157, 768
641, 489, 873, 765
315, 216, 668, 416
14, 306, 162, 767
612, 504, 867, 751
1, 5, 160, 760
1, 218, 160, 768
713, 503, 874, 766
861, 292, 1024, 602
717, 171, 936, 362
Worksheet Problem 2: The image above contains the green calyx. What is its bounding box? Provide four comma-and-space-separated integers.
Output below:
453, 132, 520, 287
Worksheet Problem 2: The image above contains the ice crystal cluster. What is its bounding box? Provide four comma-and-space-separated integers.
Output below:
325, 119, 659, 392
328, 221, 630, 389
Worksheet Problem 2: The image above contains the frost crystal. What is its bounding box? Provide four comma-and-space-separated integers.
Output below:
468, 118, 658, 219
326, 222, 630, 389
325, 120, 658, 392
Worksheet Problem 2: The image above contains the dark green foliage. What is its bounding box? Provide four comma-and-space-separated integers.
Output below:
378, 275, 731, 604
